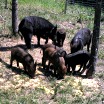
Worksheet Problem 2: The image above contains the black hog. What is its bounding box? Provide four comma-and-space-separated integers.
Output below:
42, 44, 67, 65
56, 28, 66, 47
10, 47, 36, 78
70, 28, 92, 53
65, 50, 90, 75
42, 47, 67, 79
18, 16, 57, 49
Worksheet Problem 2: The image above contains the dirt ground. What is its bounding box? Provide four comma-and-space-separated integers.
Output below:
0, 35, 104, 99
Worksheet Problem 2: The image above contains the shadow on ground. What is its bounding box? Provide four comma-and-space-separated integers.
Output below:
0, 44, 44, 52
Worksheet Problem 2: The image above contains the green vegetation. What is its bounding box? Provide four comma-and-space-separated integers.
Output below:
0, 0, 95, 36
0, 76, 103, 104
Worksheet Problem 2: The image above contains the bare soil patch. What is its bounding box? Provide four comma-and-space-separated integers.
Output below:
0, 36, 104, 99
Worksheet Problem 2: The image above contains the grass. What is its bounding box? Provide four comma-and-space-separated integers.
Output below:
98, 50, 104, 59
0, 75, 103, 104
0, 0, 104, 104
0, 0, 97, 36
18, 0, 65, 12
0, 88, 43, 104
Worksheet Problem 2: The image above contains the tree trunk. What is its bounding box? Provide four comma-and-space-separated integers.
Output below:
12, 0, 18, 36
64, 0, 68, 14
86, 0, 102, 78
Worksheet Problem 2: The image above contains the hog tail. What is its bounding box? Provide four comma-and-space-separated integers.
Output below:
18, 30, 23, 40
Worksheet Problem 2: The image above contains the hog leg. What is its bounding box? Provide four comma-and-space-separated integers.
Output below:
24, 34, 32, 49
17, 61, 19, 67
67, 65, 71, 74
71, 65, 76, 75
37, 36, 40, 46
61, 40, 64, 47
87, 41, 91, 52
47, 61, 50, 71
53, 66, 57, 76
23, 64, 27, 73
42, 57, 44, 66
80, 63, 87, 75
21, 30, 32, 49
77, 64, 83, 73
45, 36, 48, 44
10, 57, 14, 67
43, 58, 47, 70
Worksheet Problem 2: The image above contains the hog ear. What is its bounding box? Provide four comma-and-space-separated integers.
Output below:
51, 24, 57, 34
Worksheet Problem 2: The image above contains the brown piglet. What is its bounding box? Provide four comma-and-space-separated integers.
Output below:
10, 47, 36, 78
42, 47, 67, 79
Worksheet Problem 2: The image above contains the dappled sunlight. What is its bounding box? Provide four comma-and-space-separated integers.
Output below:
0, 32, 103, 102
55, 76, 100, 98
